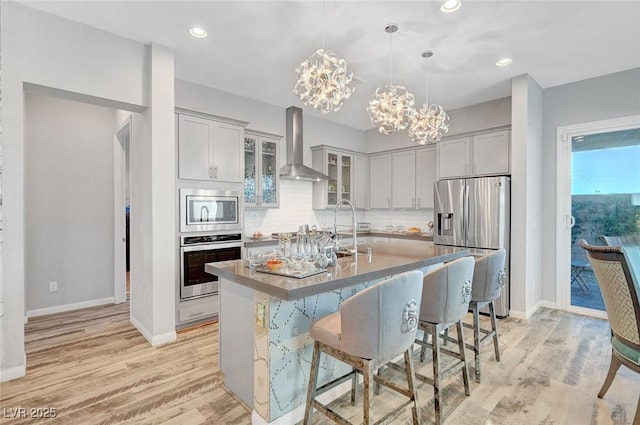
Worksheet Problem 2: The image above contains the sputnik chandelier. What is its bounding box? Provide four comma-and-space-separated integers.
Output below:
367, 24, 416, 135
408, 51, 450, 144
293, 1, 355, 114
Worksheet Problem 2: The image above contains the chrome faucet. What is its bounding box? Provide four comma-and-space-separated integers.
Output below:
200, 205, 209, 222
334, 200, 357, 256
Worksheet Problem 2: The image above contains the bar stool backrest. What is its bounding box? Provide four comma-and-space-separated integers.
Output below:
419, 257, 475, 325
471, 249, 507, 303
341, 270, 423, 360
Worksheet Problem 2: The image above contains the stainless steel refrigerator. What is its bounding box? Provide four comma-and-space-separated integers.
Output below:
434, 176, 511, 317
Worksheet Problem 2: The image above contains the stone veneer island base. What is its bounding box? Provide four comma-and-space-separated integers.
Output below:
205, 238, 469, 425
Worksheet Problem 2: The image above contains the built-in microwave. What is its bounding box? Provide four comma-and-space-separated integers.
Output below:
180, 188, 241, 233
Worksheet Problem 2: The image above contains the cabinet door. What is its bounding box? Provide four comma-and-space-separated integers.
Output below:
213, 122, 244, 182
353, 155, 369, 209
437, 136, 471, 179
178, 114, 214, 180
472, 130, 510, 176
259, 138, 279, 207
243, 136, 258, 206
392, 151, 416, 208
326, 151, 339, 207
340, 154, 352, 203
369, 154, 392, 209
416, 147, 437, 209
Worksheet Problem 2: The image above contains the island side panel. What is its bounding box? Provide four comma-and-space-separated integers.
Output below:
264, 278, 384, 422
219, 277, 255, 408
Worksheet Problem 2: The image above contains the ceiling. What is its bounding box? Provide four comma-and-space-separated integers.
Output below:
18, 0, 640, 131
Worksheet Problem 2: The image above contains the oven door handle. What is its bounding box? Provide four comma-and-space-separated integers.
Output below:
181, 242, 244, 252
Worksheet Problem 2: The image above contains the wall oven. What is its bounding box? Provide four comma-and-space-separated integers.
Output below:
180, 233, 243, 300
180, 188, 241, 233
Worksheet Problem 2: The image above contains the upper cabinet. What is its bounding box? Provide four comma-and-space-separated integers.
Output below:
311, 146, 368, 209
416, 147, 437, 209
369, 154, 392, 209
177, 111, 247, 182
437, 129, 510, 179
244, 130, 281, 208
369, 147, 436, 210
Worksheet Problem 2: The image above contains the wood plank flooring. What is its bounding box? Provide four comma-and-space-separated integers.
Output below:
1, 303, 638, 424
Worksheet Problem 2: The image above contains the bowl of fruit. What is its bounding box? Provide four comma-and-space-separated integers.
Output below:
265, 258, 284, 271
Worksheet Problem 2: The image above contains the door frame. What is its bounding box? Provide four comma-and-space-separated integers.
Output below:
555, 114, 640, 318
114, 117, 131, 304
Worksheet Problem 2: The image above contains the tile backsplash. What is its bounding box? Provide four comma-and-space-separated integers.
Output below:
244, 180, 434, 235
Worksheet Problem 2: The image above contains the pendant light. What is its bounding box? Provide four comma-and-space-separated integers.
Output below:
408, 51, 449, 144
293, 1, 356, 114
367, 24, 415, 135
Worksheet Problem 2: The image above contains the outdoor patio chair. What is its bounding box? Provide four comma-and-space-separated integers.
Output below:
578, 239, 640, 425
599, 233, 640, 247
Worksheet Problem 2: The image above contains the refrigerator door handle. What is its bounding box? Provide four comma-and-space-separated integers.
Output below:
463, 183, 469, 244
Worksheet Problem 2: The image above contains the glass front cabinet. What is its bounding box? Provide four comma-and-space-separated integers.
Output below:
244, 130, 281, 208
311, 146, 365, 209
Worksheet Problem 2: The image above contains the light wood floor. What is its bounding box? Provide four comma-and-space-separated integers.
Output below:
1, 304, 638, 425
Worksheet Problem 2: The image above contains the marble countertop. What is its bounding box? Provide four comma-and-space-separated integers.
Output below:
206, 238, 468, 300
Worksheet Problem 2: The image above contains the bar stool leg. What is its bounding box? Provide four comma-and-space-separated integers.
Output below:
489, 301, 501, 362
303, 341, 321, 425
403, 347, 421, 425
363, 361, 374, 425
456, 320, 471, 396
431, 324, 442, 425
351, 371, 358, 405
472, 305, 481, 383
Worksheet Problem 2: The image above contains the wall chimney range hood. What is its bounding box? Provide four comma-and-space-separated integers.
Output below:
279, 106, 329, 181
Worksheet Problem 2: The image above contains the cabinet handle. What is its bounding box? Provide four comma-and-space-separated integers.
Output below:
214, 166, 218, 179
208, 166, 213, 178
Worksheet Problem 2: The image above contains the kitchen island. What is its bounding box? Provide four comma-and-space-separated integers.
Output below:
205, 238, 469, 425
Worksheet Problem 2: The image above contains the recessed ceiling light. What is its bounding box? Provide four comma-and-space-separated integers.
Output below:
189, 27, 208, 39
440, 0, 462, 13
496, 57, 512, 67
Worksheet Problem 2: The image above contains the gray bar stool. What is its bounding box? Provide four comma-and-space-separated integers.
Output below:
416, 256, 475, 425
467, 249, 506, 383
303, 271, 424, 425
442, 249, 506, 383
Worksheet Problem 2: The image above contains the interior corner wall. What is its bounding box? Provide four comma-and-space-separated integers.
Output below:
25, 94, 116, 313
510, 74, 543, 318
540, 68, 640, 304
1, 1, 149, 379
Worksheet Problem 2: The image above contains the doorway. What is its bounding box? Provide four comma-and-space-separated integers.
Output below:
556, 115, 640, 318
114, 118, 131, 304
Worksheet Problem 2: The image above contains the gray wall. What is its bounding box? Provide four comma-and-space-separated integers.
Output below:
541, 68, 640, 303
364, 97, 512, 154
25, 94, 116, 313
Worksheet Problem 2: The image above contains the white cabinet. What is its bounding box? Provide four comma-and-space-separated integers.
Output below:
437, 130, 510, 179
416, 147, 437, 209
244, 130, 281, 208
392, 150, 416, 208
353, 155, 369, 209
177, 112, 247, 182
437, 136, 472, 179
311, 146, 367, 209
369, 154, 392, 209
472, 130, 510, 176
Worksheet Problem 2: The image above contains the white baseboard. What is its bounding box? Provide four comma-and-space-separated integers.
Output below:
509, 300, 557, 320
251, 380, 353, 425
130, 314, 177, 346
27, 297, 114, 318
0, 355, 26, 382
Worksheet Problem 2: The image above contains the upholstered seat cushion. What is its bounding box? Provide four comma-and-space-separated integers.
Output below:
612, 336, 640, 366
310, 311, 342, 349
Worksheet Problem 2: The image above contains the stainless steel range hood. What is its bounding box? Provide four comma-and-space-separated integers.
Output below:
279, 106, 329, 181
